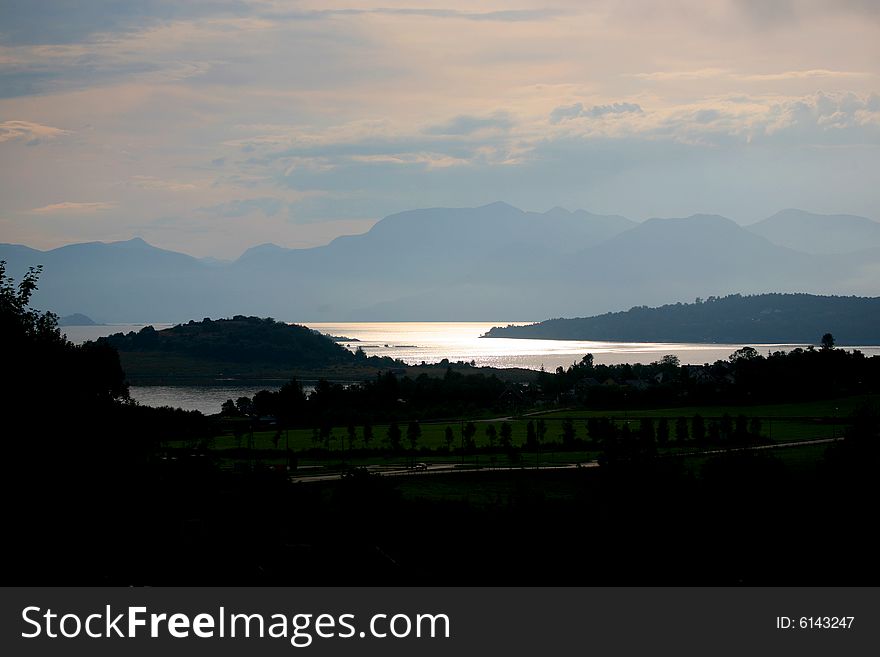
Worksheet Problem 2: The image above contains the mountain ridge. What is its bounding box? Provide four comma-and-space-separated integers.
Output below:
2, 204, 879, 322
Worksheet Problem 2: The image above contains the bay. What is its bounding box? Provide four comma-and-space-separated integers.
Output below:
65, 321, 880, 414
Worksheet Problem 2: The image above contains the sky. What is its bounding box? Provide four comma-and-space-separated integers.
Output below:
0, 0, 878, 259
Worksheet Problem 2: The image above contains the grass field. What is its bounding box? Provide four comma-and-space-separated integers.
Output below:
169, 393, 878, 474
378, 441, 836, 504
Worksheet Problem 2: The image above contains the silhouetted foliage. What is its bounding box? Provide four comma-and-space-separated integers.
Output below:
821, 332, 835, 350
657, 417, 669, 444
387, 422, 402, 452
692, 414, 706, 443
675, 416, 689, 442
102, 315, 403, 369
487, 293, 880, 344
406, 420, 421, 451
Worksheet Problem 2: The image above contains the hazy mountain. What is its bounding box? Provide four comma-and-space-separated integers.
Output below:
746, 209, 880, 254
0, 237, 218, 322
2, 204, 880, 322
351, 213, 847, 320
483, 293, 880, 344
59, 313, 99, 326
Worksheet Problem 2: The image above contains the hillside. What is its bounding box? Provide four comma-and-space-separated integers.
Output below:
98, 315, 537, 384
747, 209, 880, 254
101, 316, 369, 383
104, 316, 355, 366
483, 294, 880, 344
59, 313, 98, 326
3, 204, 880, 321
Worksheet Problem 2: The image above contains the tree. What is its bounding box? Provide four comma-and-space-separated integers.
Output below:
499, 422, 513, 449
463, 422, 477, 451
720, 414, 733, 442
656, 417, 669, 445
252, 389, 277, 417
235, 396, 253, 416
525, 420, 537, 448
748, 417, 762, 439
536, 419, 547, 445
485, 423, 497, 450
639, 417, 655, 446
347, 422, 357, 453
387, 422, 402, 452
534, 419, 548, 469
2, 261, 127, 404
319, 422, 333, 450
692, 414, 706, 443
821, 332, 835, 351
221, 398, 238, 416
363, 422, 374, 449
277, 378, 306, 426
729, 346, 760, 362
1, 262, 57, 342
444, 425, 455, 451
675, 416, 689, 443
561, 418, 576, 447
406, 420, 421, 452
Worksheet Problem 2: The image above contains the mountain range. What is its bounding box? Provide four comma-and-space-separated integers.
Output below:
2, 203, 879, 322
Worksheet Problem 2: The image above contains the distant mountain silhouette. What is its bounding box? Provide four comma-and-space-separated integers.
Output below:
0, 237, 213, 322
746, 209, 880, 254
483, 294, 880, 345
59, 313, 98, 326
2, 204, 879, 321
349, 212, 873, 320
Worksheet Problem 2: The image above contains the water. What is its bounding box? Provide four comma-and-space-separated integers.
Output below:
306, 322, 880, 370
67, 321, 880, 414
128, 384, 315, 414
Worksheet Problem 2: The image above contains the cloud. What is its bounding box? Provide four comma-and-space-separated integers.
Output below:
732, 0, 880, 28
131, 175, 198, 191
424, 113, 512, 135
200, 197, 285, 217
1, 0, 878, 257
348, 152, 471, 169
550, 102, 642, 123
632, 68, 730, 81
758, 91, 880, 141
268, 7, 568, 23
736, 69, 870, 81
619, 91, 880, 147
0, 120, 68, 144
28, 201, 114, 214
0, 1, 251, 45
633, 68, 869, 82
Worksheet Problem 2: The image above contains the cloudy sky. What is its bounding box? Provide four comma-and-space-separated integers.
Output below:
1, 0, 878, 258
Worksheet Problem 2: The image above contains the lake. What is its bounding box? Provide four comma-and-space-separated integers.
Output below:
65, 321, 880, 414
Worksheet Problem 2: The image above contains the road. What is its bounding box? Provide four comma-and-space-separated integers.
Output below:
286, 436, 841, 484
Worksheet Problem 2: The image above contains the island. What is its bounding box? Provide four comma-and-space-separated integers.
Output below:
99, 315, 534, 384
483, 293, 880, 344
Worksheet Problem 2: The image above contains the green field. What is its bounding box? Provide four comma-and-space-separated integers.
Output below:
175, 394, 878, 475
207, 393, 875, 451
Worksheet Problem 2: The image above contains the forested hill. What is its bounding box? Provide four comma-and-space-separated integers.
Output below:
484, 294, 880, 344
102, 316, 357, 368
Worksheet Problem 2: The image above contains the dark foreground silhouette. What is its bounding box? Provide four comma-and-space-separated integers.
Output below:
3, 262, 879, 585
